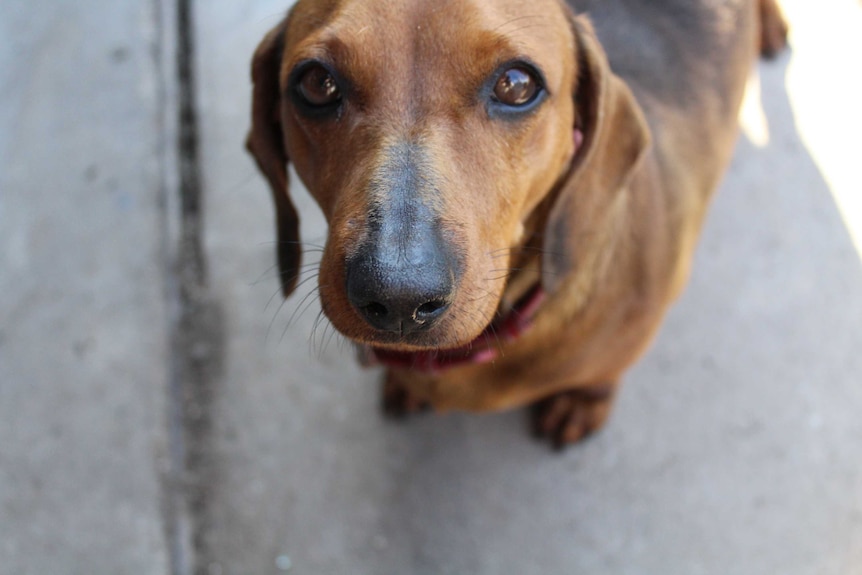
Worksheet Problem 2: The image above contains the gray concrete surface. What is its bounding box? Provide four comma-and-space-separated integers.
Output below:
2, 0, 861, 574
0, 1, 172, 574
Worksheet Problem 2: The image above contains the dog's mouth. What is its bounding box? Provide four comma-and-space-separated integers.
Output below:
359, 284, 545, 374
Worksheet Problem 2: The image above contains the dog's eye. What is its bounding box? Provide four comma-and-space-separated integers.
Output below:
493, 67, 540, 107
296, 65, 341, 108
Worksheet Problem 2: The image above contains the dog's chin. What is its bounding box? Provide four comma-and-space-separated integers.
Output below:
319, 286, 502, 353
334, 314, 490, 353
365, 329, 473, 352
320, 273, 548, 374
336, 284, 546, 374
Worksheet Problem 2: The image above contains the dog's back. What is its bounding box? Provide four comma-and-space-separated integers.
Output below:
573, 0, 756, 118
568, 0, 758, 302
573, 0, 757, 191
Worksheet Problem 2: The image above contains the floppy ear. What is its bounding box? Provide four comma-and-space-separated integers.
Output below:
246, 19, 301, 297
542, 16, 651, 294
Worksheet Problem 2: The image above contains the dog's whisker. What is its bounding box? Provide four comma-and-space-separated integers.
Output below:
256, 240, 326, 252
463, 285, 499, 303
487, 274, 509, 283
316, 318, 330, 355
263, 283, 286, 314
250, 262, 280, 286
296, 261, 324, 271
255, 269, 306, 290
222, 169, 262, 195
308, 308, 330, 354
321, 322, 342, 358
485, 267, 560, 280
284, 292, 323, 345
277, 279, 323, 344
462, 286, 502, 309
487, 245, 552, 260
265, 292, 290, 344
307, 312, 321, 354
338, 334, 351, 355
313, 320, 329, 358
250, 259, 321, 288
279, 281, 320, 333
268, 261, 323, 281
261, 270, 311, 313
279, 271, 321, 297
485, 318, 504, 356
458, 305, 499, 349
461, 307, 486, 331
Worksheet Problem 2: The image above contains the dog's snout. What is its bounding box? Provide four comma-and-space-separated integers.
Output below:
342, 142, 463, 336
346, 241, 456, 335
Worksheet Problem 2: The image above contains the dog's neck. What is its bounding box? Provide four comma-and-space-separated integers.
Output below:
499, 184, 559, 308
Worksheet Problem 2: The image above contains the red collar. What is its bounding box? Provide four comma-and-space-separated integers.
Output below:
361, 284, 545, 374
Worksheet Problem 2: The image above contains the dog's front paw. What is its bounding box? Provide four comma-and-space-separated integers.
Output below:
531, 383, 618, 450
381, 371, 430, 419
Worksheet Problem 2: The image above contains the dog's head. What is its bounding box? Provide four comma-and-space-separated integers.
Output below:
247, 0, 649, 354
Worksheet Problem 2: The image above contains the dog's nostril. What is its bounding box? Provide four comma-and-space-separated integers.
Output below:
346, 251, 457, 333
362, 302, 389, 319
414, 299, 448, 321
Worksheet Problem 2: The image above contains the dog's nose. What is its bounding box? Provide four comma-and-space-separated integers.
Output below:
346, 248, 455, 335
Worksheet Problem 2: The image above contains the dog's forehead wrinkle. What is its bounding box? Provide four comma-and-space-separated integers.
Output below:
489, 13, 549, 33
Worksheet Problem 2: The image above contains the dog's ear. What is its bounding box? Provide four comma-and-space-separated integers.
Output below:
246, 19, 301, 297
542, 16, 650, 294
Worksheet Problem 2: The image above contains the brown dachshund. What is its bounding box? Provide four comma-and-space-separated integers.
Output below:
248, 0, 788, 448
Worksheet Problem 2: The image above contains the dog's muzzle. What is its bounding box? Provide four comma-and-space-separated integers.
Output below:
345, 228, 458, 336
360, 283, 545, 373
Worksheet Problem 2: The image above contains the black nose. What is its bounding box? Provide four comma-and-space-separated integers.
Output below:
346, 246, 456, 335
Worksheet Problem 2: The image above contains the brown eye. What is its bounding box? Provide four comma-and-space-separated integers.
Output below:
493, 67, 539, 107
297, 65, 341, 107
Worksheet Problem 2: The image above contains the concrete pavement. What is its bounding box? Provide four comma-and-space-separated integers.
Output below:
0, 1, 172, 573
1, 0, 860, 574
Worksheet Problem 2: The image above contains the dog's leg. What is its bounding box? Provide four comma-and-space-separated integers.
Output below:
759, 0, 789, 59
381, 370, 430, 419
531, 382, 619, 450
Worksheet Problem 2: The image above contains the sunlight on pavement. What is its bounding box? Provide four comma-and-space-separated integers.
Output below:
783, 0, 862, 261
740, 69, 771, 148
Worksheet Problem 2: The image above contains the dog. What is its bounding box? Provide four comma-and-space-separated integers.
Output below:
247, 0, 788, 448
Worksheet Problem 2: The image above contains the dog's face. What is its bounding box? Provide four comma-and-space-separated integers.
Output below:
248, 0, 648, 352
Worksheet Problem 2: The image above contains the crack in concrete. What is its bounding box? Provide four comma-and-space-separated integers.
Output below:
157, 0, 225, 573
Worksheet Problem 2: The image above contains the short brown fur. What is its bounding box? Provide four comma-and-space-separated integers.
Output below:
248, 0, 788, 447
